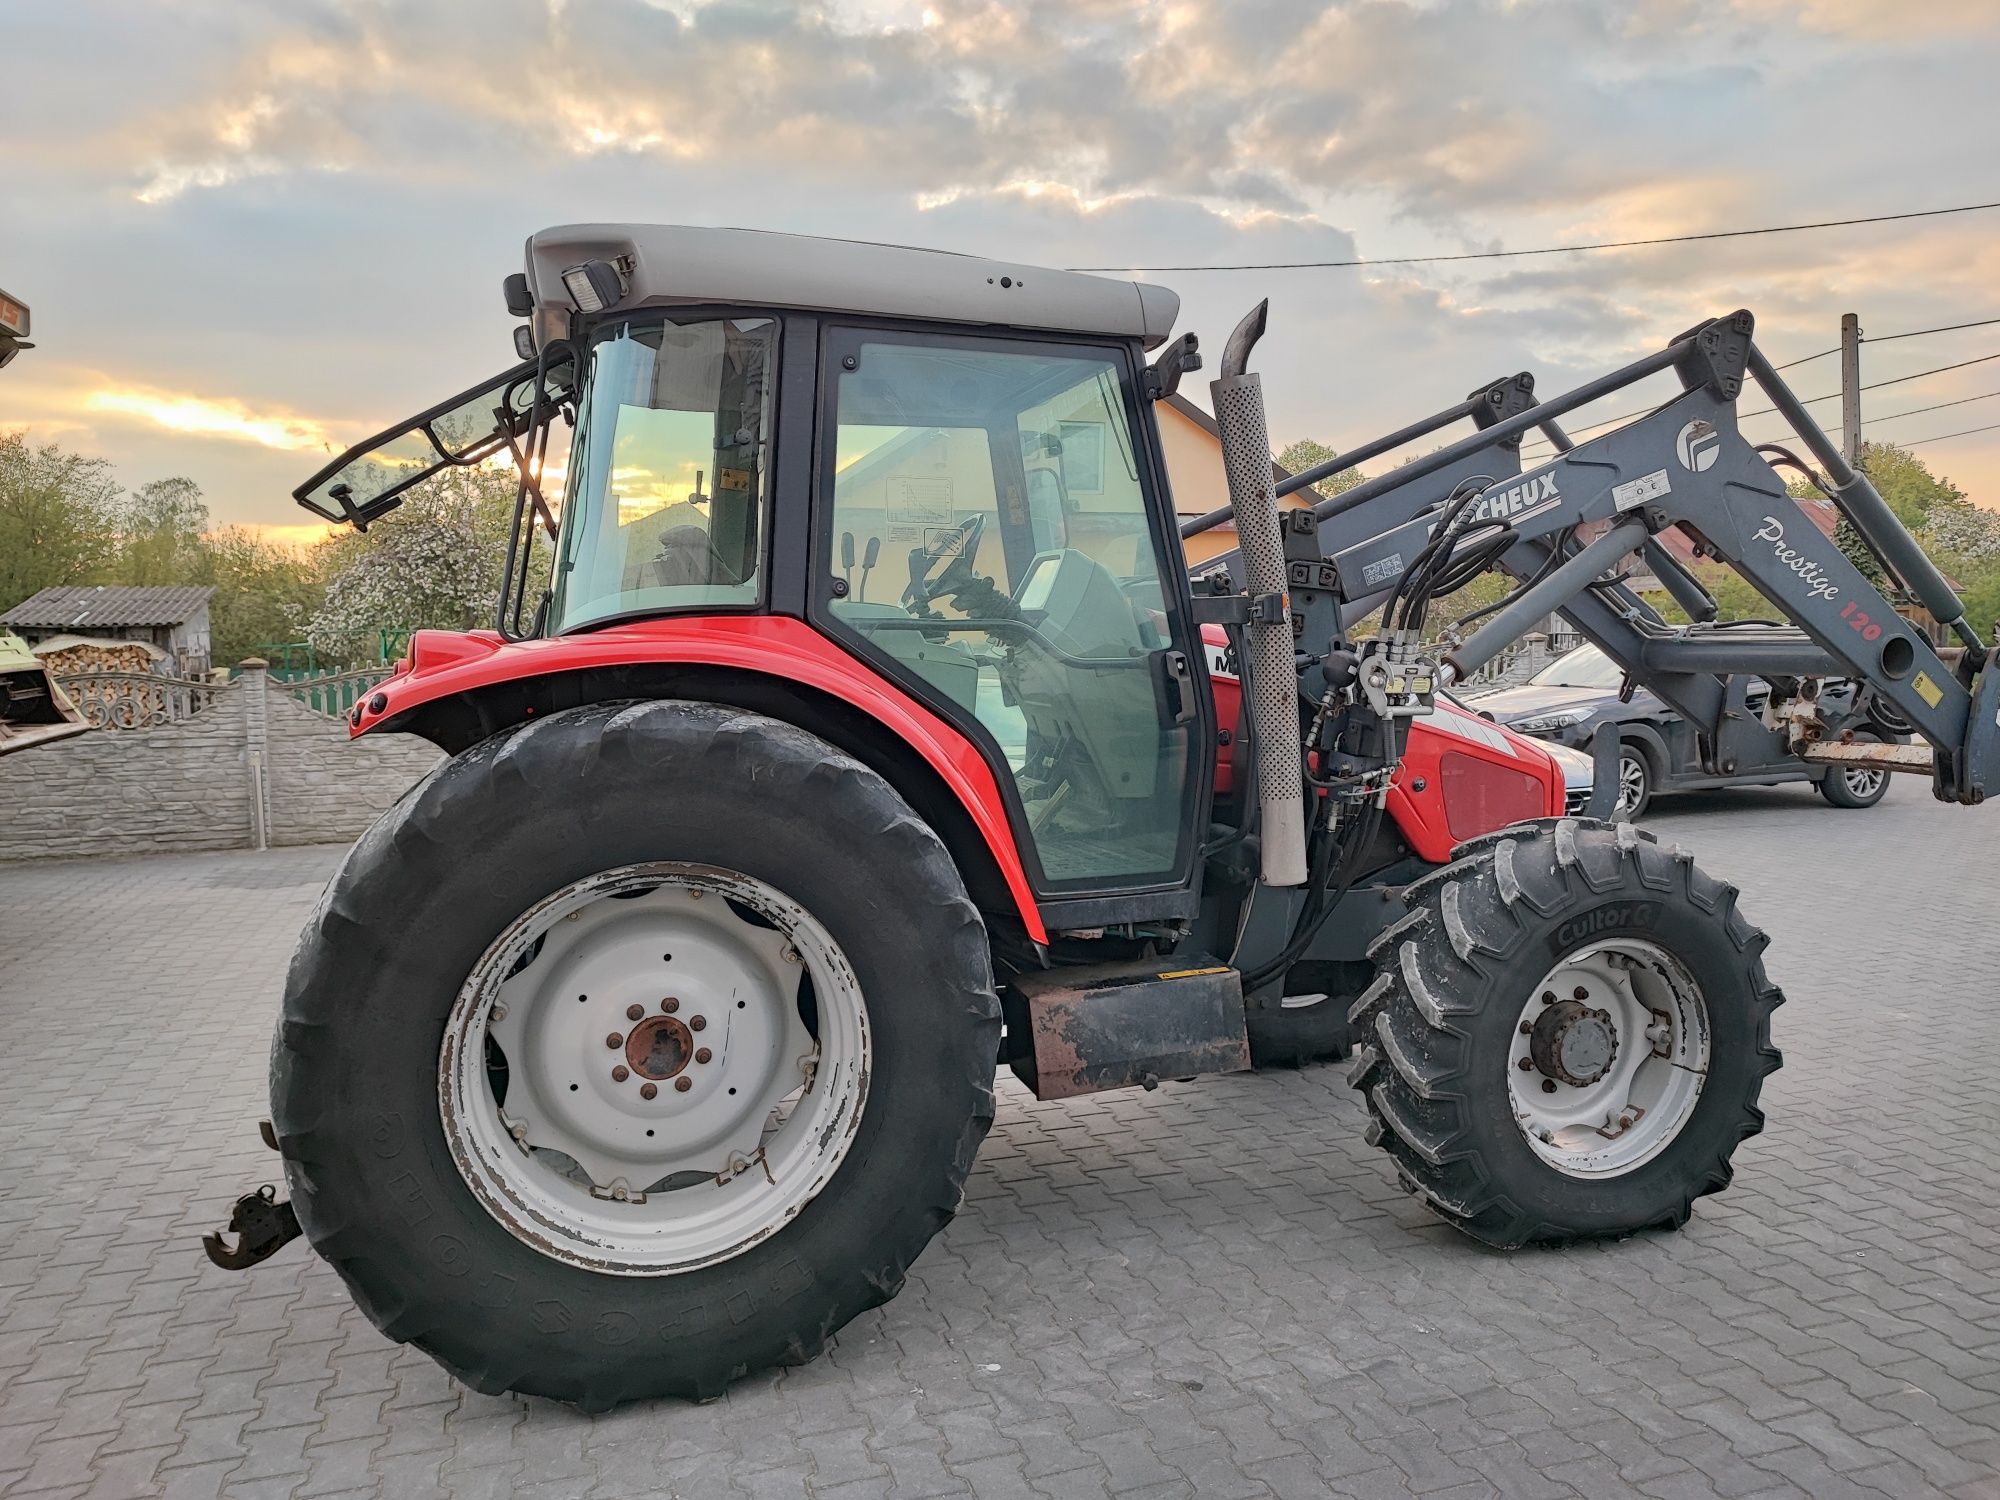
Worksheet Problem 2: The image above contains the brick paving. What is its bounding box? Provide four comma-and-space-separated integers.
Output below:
2, 782, 1998, 1498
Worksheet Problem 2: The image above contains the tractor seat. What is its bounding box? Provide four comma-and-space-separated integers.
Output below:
639, 524, 743, 589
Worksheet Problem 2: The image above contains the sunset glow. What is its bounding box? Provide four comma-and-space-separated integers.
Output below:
83, 386, 345, 453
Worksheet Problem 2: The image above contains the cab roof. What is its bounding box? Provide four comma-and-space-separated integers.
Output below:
524, 224, 1180, 350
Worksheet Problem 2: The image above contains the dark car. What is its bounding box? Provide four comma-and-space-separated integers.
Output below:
1465, 642, 1893, 819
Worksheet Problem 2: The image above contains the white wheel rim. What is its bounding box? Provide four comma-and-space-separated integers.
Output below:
439, 863, 870, 1274
1615, 754, 1647, 816
1506, 938, 1709, 1177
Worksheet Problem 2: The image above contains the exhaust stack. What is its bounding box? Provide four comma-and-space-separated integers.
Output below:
1211, 301, 1307, 887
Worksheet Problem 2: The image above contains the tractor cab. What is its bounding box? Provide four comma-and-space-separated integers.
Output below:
300, 224, 1216, 924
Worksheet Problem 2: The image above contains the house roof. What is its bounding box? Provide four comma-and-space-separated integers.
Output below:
1, 585, 215, 630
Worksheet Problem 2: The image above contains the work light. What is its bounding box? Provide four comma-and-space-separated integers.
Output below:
0, 289, 28, 368
560, 261, 623, 315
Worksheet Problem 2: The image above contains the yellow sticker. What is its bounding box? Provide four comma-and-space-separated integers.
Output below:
1912, 670, 1944, 709
717, 467, 752, 492
1158, 965, 1231, 981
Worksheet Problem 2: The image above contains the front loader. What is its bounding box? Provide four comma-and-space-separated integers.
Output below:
204, 225, 1996, 1408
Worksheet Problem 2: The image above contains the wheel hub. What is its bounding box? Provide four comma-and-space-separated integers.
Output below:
1528, 998, 1618, 1086
441, 864, 871, 1273
625, 1014, 695, 1080
1506, 939, 1710, 1178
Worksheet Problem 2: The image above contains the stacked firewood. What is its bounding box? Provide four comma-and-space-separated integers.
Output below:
33, 637, 162, 677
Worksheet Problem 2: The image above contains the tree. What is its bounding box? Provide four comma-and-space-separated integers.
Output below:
1277, 438, 1366, 501
308, 465, 524, 665
199, 527, 326, 667
0, 430, 121, 609
1858, 440, 1964, 527
116, 477, 211, 586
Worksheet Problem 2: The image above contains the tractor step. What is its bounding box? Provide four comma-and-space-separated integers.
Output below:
1005, 957, 1250, 1101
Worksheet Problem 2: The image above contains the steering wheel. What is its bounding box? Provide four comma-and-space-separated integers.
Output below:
903, 513, 987, 609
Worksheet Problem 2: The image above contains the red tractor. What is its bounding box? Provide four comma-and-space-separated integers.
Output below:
207, 225, 1996, 1408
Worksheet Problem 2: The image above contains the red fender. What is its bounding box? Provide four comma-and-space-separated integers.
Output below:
353, 617, 1048, 943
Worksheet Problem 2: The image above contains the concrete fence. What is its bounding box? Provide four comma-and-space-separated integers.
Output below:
0, 662, 442, 862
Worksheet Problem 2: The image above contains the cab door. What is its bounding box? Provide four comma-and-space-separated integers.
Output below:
813, 326, 1210, 919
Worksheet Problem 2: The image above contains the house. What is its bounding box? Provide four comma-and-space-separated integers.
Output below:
1157, 394, 1328, 566
1, 585, 215, 677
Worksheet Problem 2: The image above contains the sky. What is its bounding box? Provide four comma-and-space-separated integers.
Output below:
5, 0, 2000, 544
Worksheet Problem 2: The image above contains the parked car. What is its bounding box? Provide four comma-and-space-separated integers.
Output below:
1463, 642, 1893, 819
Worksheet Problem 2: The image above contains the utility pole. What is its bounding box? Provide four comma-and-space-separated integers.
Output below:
1840, 312, 1862, 467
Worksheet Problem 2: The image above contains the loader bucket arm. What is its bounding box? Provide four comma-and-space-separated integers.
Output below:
1285, 311, 1998, 806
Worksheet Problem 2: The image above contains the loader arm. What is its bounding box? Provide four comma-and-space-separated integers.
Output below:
1247, 311, 1998, 806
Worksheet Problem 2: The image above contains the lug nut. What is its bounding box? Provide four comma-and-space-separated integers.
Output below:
1518, 1056, 1535, 1071
1519, 1020, 1533, 1035
663, 998, 679, 1013
674, 1077, 692, 1093
695, 1047, 712, 1064
1542, 1078, 1558, 1094
640, 1082, 658, 1100
1542, 991, 1556, 1006
690, 1015, 707, 1032
606, 1032, 623, 1049
1573, 986, 1590, 1000
612, 1066, 629, 1082
626, 1004, 645, 1022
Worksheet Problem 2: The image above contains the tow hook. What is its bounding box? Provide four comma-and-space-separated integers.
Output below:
202, 1184, 303, 1270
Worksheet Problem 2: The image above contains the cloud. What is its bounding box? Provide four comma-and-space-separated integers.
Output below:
83, 384, 348, 454
8, 0, 2000, 524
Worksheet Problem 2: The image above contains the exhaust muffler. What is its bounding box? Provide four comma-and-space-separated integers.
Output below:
1211, 301, 1307, 887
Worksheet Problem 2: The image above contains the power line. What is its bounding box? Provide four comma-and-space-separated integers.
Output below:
1520, 345, 2000, 458
1866, 315, 2000, 345
1867, 388, 2000, 426
1739, 349, 2000, 420
1068, 199, 2000, 273
1898, 419, 2000, 448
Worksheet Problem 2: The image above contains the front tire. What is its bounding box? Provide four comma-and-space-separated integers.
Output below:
271, 701, 1000, 1407
1348, 818, 1781, 1247
1245, 960, 1369, 1068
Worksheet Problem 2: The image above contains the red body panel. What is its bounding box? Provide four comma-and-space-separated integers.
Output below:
1200, 625, 1564, 865
356, 619, 1049, 942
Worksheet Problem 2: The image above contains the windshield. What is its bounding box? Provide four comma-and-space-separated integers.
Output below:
551, 316, 776, 631
295, 358, 572, 528
1529, 642, 1625, 690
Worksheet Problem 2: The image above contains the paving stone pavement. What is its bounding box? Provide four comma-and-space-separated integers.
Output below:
3, 783, 1999, 1499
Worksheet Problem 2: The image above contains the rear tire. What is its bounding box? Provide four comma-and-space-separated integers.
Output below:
1347, 818, 1781, 1247
270, 701, 1000, 1407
